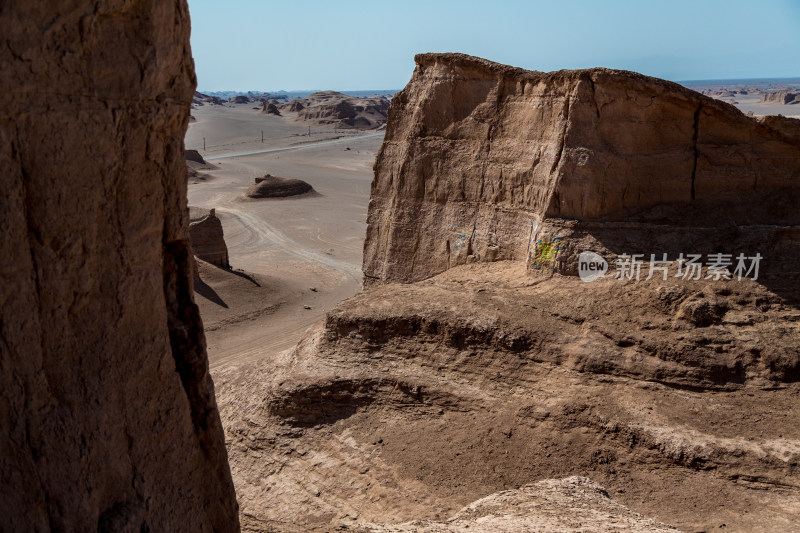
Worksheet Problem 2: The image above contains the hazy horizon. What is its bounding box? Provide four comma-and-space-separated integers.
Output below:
188, 0, 800, 92
196, 76, 800, 95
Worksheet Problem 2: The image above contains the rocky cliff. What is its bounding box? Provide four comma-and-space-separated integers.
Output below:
0, 2, 239, 531
761, 90, 800, 105
364, 53, 800, 285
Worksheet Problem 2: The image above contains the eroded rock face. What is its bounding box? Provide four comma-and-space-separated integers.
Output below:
260, 101, 282, 116
218, 55, 800, 533
0, 2, 239, 531
280, 90, 390, 129
190, 207, 231, 268
761, 90, 800, 105
364, 53, 800, 285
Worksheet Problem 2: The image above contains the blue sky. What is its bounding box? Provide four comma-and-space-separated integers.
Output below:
188, 0, 800, 91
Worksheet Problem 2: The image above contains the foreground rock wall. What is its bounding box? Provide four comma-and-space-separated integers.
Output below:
364, 53, 800, 284
0, 2, 239, 531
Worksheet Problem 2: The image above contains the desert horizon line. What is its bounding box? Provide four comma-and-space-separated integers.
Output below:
198, 75, 800, 94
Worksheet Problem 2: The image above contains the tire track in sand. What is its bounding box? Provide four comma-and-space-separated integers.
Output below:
215, 206, 361, 280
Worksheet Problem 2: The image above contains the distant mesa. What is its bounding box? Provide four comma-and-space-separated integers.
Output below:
260, 101, 282, 116
192, 91, 225, 106
229, 95, 251, 104
243, 174, 313, 199
701, 88, 763, 99
277, 90, 389, 129
761, 90, 800, 105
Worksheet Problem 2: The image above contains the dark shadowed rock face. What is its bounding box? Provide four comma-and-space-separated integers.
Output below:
186, 149, 207, 164
260, 101, 282, 115
190, 208, 231, 268
364, 53, 800, 285
0, 2, 239, 531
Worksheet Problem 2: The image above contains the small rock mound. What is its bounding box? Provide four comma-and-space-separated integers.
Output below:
243, 174, 313, 199
185, 149, 206, 164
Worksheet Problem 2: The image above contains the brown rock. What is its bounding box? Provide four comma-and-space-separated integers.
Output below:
243, 174, 313, 198
0, 2, 239, 531
260, 101, 282, 115
218, 54, 800, 533
280, 90, 390, 129
194, 91, 225, 106
287, 99, 306, 112
364, 53, 800, 285
186, 148, 207, 164
229, 95, 250, 104
761, 90, 800, 105
219, 261, 800, 532
189, 207, 230, 268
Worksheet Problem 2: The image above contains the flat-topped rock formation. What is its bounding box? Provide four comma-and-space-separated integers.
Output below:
364, 53, 800, 285
279, 90, 390, 129
0, 3, 239, 531
243, 174, 313, 198
189, 207, 230, 268
761, 89, 800, 105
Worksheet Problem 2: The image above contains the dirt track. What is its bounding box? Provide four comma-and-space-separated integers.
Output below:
186, 103, 380, 369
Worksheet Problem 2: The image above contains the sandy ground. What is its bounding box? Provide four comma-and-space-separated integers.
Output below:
186, 103, 382, 369
727, 94, 800, 118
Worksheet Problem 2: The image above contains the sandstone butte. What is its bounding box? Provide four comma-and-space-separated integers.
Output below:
365, 53, 800, 285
